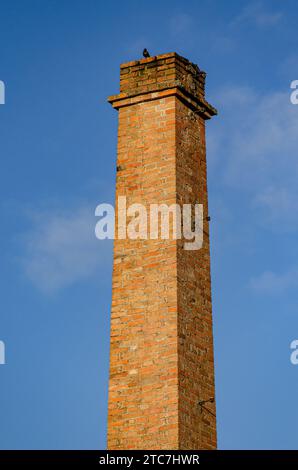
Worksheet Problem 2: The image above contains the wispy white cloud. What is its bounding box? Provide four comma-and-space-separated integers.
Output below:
231, 2, 282, 28
253, 186, 298, 228
208, 84, 298, 229
249, 268, 298, 294
20, 204, 112, 294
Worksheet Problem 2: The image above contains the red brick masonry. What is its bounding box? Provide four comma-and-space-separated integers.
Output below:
107, 52, 217, 450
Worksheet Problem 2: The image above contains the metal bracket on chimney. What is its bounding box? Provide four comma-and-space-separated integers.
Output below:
198, 398, 215, 417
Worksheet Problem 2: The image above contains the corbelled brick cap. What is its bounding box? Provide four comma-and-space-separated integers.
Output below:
108, 52, 217, 119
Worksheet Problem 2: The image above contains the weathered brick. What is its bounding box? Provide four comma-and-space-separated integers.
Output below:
107, 52, 217, 450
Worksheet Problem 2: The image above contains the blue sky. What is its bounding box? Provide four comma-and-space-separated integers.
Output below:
0, 0, 298, 450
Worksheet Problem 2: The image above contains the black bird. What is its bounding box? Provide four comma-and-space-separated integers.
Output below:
143, 48, 150, 58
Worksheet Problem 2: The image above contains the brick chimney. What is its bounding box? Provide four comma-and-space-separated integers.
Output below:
107, 52, 217, 450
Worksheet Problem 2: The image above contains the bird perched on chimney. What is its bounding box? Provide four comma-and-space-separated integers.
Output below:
143, 48, 150, 58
